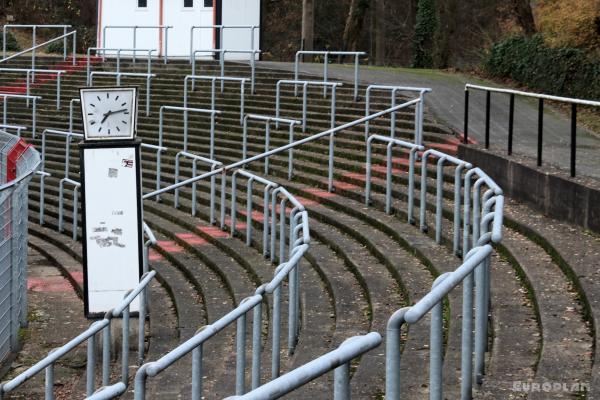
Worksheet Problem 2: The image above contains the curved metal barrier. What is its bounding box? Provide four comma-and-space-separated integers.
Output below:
0, 270, 157, 399
0, 130, 40, 365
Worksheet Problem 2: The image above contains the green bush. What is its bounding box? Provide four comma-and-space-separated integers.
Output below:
45, 40, 65, 54
485, 35, 600, 99
0, 31, 20, 52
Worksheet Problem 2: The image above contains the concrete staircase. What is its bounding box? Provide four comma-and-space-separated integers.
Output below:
1, 55, 597, 399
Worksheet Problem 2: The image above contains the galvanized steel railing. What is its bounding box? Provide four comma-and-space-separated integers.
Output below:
184, 75, 247, 124
294, 51, 366, 101
191, 49, 260, 94
0, 68, 65, 109
0, 270, 158, 399
89, 71, 156, 116
364, 85, 430, 145
0, 124, 26, 137
2, 25, 73, 62
86, 47, 157, 86
224, 332, 383, 400
189, 25, 260, 62
0, 30, 76, 71
101, 25, 172, 63
275, 79, 341, 133
0, 93, 41, 137
242, 114, 301, 178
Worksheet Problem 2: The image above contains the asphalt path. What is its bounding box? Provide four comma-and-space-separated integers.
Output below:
257, 61, 600, 181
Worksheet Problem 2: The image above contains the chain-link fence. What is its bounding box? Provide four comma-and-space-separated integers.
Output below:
0, 130, 40, 364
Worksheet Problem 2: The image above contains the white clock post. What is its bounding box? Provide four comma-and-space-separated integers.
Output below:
78, 86, 144, 318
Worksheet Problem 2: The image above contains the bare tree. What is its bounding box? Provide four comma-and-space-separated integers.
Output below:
512, 0, 536, 35
342, 0, 369, 51
302, 0, 315, 51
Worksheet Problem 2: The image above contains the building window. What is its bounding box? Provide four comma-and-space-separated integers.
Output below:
184, 0, 193, 7
138, 0, 147, 7
204, 0, 212, 6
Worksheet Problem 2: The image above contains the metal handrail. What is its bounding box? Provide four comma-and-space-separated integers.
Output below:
365, 85, 431, 144
242, 114, 301, 177
86, 47, 157, 85
0, 124, 26, 137
143, 100, 423, 200
386, 245, 493, 400
89, 71, 156, 116
0, 68, 65, 109
225, 332, 382, 400
419, 149, 472, 247
0, 270, 157, 398
275, 79, 342, 133
0, 30, 76, 71
191, 48, 260, 94
295, 50, 366, 101
102, 25, 172, 63
190, 25, 260, 64
365, 135, 423, 214
2, 25, 72, 61
463, 83, 600, 177
0, 93, 41, 137
183, 75, 247, 125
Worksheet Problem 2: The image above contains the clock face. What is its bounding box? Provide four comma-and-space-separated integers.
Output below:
80, 87, 138, 141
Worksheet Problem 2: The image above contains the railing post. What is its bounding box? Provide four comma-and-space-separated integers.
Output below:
353, 53, 360, 101
235, 314, 246, 395
430, 274, 448, 400
133, 26, 137, 64
45, 361, 55, 400
333, 362, 350, 400
87, 334, 96, 396
63, 26, 67, 60
570, 103, 577, 177
323, 52, 329, 98
463, 88, 469, 144
508, 93, 515, 155
537, 98, 544, 166
485, 91, 490, 149
191, 345, 203, 400
251, 301, 262, 390
385, 308, 408, 400
31, 26, 36, 82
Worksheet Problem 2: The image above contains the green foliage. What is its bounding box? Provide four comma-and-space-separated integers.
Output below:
0, 31, 20, 52
45, 40, 64, 54
411, 0, 438, 68
486, 35, 600, 99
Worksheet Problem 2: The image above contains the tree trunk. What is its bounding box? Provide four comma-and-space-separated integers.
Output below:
343, 0, 369, 52
301, 0, 315, 51
374, 0, 386, 65
512, 0, 536, 35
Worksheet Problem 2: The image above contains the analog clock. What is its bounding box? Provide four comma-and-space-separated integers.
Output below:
80, 87, 138, 141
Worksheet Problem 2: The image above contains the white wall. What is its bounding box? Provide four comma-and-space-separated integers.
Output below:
100, 0, 160, 57
98, 0, 261, 59
221, 0, 260, 60
164, 0, 213, 58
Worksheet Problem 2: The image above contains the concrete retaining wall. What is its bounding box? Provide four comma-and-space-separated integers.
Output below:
458, 145, 600, 234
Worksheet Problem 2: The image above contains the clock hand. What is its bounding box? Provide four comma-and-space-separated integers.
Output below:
101, 111, 112, 124
110, 109, 129, 115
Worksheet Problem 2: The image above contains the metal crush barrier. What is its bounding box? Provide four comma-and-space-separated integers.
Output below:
0, 68, 65, 109
5, 50, 508, 399
0, 93, 41, 138
86, 47, 157, 86
89, 71, 156, 116
101, 25, 172, 63
0, 270, 158, 399
294, 50, 366, 101
0, 130, 40, 366
224, 332, 383, 400
184, 75, 247, 125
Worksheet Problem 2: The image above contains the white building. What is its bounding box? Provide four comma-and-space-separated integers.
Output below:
96, 0, 261, 60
